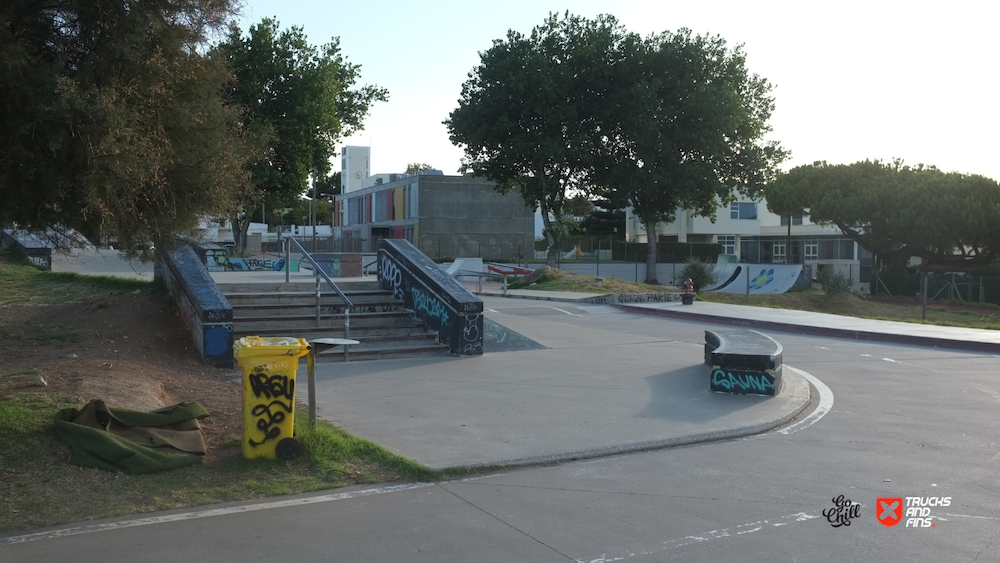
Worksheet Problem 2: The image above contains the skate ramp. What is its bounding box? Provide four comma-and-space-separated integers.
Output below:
706, 261, 806, 294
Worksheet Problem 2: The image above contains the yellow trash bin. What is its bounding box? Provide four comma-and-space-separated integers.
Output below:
233, 336, 311, 460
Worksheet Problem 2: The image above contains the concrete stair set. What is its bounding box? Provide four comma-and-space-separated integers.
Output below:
219, 280, 451, 362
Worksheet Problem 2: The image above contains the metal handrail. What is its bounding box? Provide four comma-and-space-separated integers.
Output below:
282, 235, 354, 360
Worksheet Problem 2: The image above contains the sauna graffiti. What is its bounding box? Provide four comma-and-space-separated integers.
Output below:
711, 369, 776, 396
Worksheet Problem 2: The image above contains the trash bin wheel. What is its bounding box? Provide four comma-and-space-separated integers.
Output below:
275, 437, 303, 460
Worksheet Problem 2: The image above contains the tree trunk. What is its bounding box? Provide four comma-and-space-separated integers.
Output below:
537, 171, 561, 268
230, 214, 252, 256
540, 204, 560, 268
644, 216, 658, 284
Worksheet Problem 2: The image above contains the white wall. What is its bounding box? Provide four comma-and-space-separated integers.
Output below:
341, 145, 370, 194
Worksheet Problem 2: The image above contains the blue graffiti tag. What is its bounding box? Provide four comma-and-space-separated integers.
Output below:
712, 369, 775, 395
411, 287, 451, 328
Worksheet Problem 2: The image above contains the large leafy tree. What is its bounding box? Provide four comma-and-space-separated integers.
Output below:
0, 0, 253, 257
446, 12, 626, 267
765, 160, 1000, 271
215, 19, 387, 252
593, 30, 786, 283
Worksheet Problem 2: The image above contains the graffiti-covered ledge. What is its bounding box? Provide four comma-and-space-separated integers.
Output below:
704, 329, 783, 396
377, 239, 483, 356
155, 245, 234, 368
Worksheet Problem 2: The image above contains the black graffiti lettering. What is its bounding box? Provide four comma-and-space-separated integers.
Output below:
248, 373, 295, 401
248, 400, 293, 446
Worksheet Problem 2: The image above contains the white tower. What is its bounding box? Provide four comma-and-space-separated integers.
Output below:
341, 146, 370, 194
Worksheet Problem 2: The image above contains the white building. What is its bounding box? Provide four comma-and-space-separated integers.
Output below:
626, 196, 872, 289
340, 146, 370, 194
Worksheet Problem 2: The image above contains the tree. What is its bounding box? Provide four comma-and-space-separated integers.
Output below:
215, 19, 387, 253
0, 0, 253, 258
578, 197, 626, 239
405, 163, 434, 174
283, 197, 333, 227
446, 12, 626, 267
764, 160, 1000, 271
592, 30, 787, 283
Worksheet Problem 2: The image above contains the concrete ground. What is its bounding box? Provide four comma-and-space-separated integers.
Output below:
307, 295, 811, 470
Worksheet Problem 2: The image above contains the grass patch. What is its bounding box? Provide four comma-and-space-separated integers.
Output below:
698, 288, 1000, 330
1, 368, 45, 384
0, 322, 85, 344
297, 419, 435, 483
0, 250, 153, 305
0, 392, 466, 533
504, 266, 1000, 330
509, 267, 671, 294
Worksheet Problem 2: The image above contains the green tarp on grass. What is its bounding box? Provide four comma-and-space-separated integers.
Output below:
54, 399, 210, 474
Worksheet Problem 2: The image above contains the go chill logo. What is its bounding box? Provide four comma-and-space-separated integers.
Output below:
877, 496, 950, 528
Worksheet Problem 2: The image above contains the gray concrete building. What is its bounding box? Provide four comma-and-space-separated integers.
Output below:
334, 173, 534, 260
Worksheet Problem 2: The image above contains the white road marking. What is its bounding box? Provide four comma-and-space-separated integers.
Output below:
939, 513, 1000, 521
777, 366, 834, 435
882, 357, 899, 363
576, 512, 819, 563
549, 307, 582, 316
0, 482, 435, 545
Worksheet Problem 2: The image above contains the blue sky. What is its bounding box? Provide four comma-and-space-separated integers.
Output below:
238, 0, 1000, 182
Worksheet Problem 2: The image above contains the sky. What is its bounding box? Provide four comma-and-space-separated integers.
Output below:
237, 0, 1000, 182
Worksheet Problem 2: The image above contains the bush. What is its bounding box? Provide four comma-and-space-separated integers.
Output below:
817, 267, 853, 297
679, 258, 718, 292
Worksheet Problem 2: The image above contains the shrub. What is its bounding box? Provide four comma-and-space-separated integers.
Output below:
817, 267, 853, 297
679, 258, 718, 292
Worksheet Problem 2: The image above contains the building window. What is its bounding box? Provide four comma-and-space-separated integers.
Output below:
780, 215, 803, 226
804, 241, 818, 259
718, 235, 736, 255
773, 242, 786, 262
730, 202, 758, 220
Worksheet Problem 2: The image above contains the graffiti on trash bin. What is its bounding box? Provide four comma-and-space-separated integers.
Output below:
247, 367, 295, 447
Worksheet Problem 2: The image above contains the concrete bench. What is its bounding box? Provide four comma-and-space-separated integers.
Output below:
704, 329, 783, 396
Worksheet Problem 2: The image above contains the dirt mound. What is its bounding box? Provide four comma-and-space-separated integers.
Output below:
0, 291, 242, 461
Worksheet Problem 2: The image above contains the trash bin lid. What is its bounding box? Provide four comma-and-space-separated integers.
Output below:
234, 336, 311, 358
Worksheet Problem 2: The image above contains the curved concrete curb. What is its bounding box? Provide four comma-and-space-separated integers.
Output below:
614, 304, 1000, 354
445, 366, 812, 472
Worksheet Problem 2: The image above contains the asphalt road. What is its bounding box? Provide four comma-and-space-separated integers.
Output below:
3, 303, 998, 562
